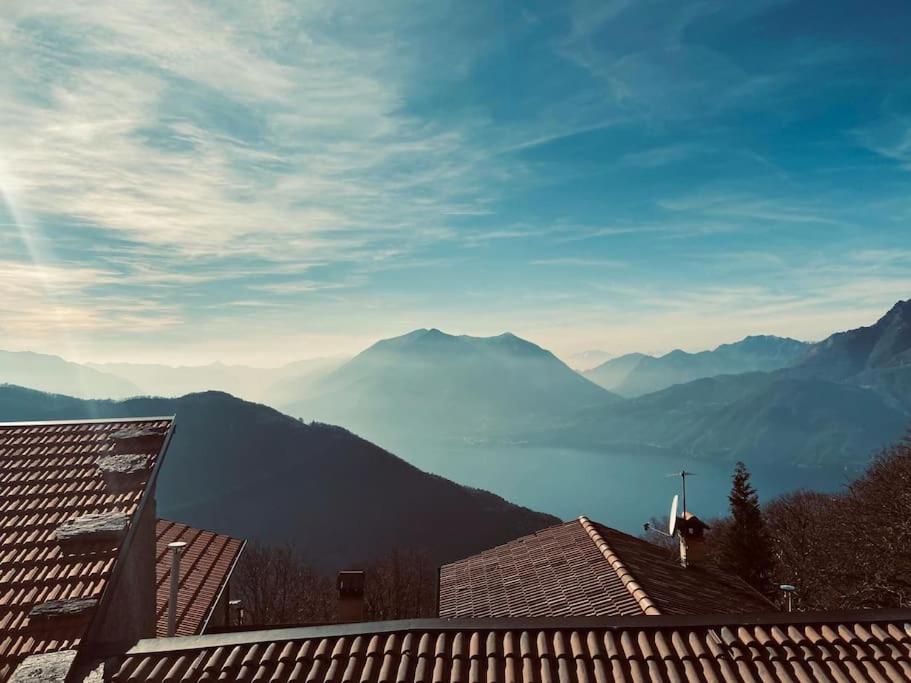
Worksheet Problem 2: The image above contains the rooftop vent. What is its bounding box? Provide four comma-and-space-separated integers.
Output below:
166, 541, 187, 637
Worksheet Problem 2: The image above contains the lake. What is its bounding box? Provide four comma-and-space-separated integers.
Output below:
384, 439, 861, 533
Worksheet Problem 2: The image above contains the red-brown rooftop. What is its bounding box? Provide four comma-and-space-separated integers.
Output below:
92, 609, 911, 683
155, 519, 245, 637
439, 517, 772, 619
0, 417, 172, 682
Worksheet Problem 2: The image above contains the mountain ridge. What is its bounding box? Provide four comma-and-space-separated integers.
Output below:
584, 334, 811, 396
0, 350, 141, 399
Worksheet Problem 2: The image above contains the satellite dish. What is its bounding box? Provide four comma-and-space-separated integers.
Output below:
668, 494, 679, 535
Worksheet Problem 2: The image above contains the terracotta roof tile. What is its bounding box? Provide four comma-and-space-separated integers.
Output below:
439, 518, 772, 619
587, 521, 773, 616
0, 417, 172, 682
154, 519, 245, 637
89, 610, 911, 683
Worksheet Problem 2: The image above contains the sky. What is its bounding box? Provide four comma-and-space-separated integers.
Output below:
1, 0, 909, 366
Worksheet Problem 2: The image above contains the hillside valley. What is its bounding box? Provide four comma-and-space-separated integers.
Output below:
1, 302, 908, 506
0, 385, 556, 570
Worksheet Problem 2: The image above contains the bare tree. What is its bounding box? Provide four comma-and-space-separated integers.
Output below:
765, 490, 841, 610
761, 431, 911, 610
837, 435, 911, 608
233, 543, 334, 626
364, 549, 437, 620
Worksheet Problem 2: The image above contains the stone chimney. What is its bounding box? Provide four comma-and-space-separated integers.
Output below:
337, 571, 366, 622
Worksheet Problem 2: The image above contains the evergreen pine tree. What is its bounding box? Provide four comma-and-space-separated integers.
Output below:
721, 461, 775, 594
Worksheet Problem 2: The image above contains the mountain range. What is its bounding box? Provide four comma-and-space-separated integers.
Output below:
565, 349, 614, 371
2, 300, 909, 469
584, 335, 811, 397
564, 301, 911, 463
284, 301, 911, 466
0, 385, 556, 570
87, 357, 343, 404
0, 350, 141, 399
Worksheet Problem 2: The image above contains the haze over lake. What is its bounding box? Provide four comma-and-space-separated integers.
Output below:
386, 440, 858, 533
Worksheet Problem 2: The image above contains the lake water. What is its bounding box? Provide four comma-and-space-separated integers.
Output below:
386, 440, 861, 533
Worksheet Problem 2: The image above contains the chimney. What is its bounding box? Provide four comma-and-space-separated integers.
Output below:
166, 541, 187, 636
677, 512, 709, 567
337, 570, 365, 622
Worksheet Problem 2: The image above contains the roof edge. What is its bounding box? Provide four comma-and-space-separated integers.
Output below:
578, 515, 661, 615
89, 607, 911, 658
199, 538, 247, 635
84, 416, 178, 644
0, 415, 176, 427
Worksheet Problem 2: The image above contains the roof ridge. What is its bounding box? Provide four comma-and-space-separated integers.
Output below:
577, 515, 661, 615
99, 607, 911, 658
85, 418, 177, 643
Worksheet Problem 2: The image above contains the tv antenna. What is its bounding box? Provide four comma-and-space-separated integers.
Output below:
666, 470, 695, 516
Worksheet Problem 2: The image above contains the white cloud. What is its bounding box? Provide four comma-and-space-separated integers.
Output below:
0, 1, 499, 265
530, 257, 626, 267
621, 143, 697, 168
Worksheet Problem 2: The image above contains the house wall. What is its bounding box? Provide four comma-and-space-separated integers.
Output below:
91, 492, 157, 644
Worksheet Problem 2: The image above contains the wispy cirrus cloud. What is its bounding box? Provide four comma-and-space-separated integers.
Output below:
0, 0, 909, 363
530, 257, 626, 267
1, 1, 511, 267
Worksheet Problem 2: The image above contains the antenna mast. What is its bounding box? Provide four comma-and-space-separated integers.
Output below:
669, 470, 695, 516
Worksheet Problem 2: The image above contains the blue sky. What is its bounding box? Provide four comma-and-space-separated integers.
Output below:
1, 0, 909, 365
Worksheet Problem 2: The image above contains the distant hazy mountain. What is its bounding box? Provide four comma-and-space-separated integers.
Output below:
787, 299, 911, 411
798, 300, 910, 377
87, 357, 344, 404
582, 353, 649, 392
0, 385, 557, 570
562, 302, 911, 464
563, 371, 908, 465
0, 350, 140, 399
565, 349, 614, 371
585, 335, 810, 397
284, 328, 618, 447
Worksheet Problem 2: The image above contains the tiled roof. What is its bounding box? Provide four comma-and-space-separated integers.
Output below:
93, 609, 911, 683
586, 521, 772, 617
0, 417, 173, 682
439, 518, 771, 619
155, 519, 245, 637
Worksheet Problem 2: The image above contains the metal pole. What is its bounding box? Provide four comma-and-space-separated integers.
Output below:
779, 584, 796, 613
167, 541, 187, 637
681, 471, 687, 516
